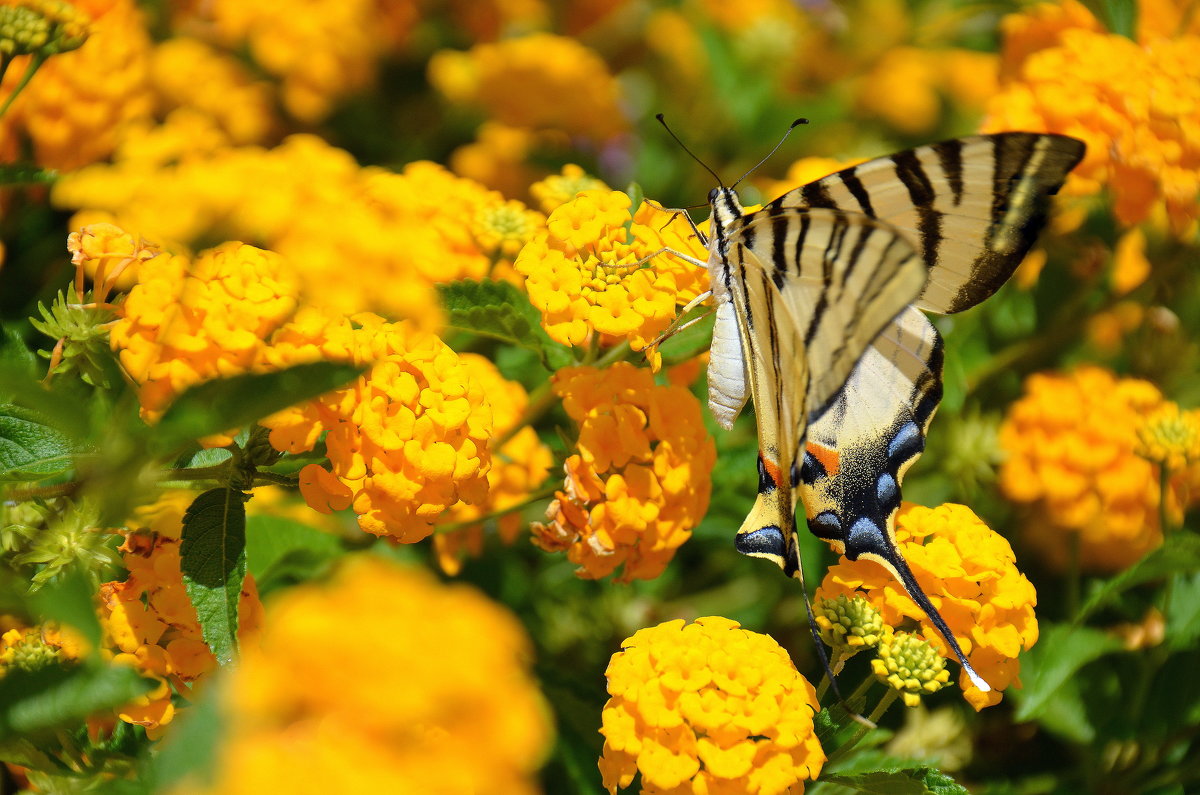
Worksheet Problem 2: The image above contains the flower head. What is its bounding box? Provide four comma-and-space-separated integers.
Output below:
516, 190, 708, 363
815, 593, 886, 658
600, 616, 825, 794
871, 631, 952, 708
999, 367, 1194, 570
198, 556, 552, 794
530, 164, 609, 214
816, 503, 1038, 710
1136, 402, 1200, 472
531, 363, 715, 582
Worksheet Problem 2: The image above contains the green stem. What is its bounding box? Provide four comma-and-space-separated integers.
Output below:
433, 486, 557, 534
594, 340, 632, 369
0, 53, 47, 119
162, 462, 232, 483
825, 689, 900, 766
252, 470, 299, 488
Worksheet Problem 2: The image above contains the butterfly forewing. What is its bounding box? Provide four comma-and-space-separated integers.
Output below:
771, 133, 1086, 313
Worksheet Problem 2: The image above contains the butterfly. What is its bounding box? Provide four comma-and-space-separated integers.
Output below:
669, 131, 1085, 691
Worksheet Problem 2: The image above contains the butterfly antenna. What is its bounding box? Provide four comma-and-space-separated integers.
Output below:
731, 118, 809, 189
656, 113, 724, 188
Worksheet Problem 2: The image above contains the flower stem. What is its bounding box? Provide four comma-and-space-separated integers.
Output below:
0, 53, 46, 119
825, 688, 899, 766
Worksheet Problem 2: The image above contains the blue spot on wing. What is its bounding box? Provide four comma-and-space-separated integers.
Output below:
887, 421, 923, 461
876, 472, 899, 511
736, 526, 785, 557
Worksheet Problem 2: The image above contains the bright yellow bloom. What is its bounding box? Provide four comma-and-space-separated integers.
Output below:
108, 240, 301, 436
66, 222, 158, 294
600, 616, 825, 795
260, 310, 494, 542
1111, 228, 1151, 295
1136, 402, 1200, 473
871, 631, 952, 708
985, 6, 1200, 234
433, 353, 553, 576
516, 190, 708, 363
4, 0, 152, 170
448, 121, 546, 200
998, 367, 1197, 570
99, 493, 263, 737
199, 556, 552, 794
815, 503, 1038, 711
530, 163, 609, 215
428, 33, 626, 140
148, 37, 275, 146
531, 364, 714, 582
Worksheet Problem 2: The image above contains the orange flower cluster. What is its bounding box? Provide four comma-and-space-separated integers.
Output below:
516, 189, 708, 365
984, 0, 1200, 233
432, 354, 553, 575
98, 492, 263, 738
108, 240, 300, 435
998, 366, 1193, 570
600, 616, 825, 794
261, 310, 494, 542
3, 0, 153, 170
531, 363, 715, 582
428, 33, 627, 140
815, 503, 1038, 710
200, 556, 552, 794
55, 137, 541, 328
858, 47, 998, 134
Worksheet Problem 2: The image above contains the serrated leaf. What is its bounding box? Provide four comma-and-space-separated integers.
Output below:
0, 663, 153, 740
438, 279, 572, 370
819, 766, 968, 795
246, 515, 343, 593
154, 362, 362, 453
180, 488, 249, 666
1077, 533, 1200, 621
1012, 623, 1123, 722
0, 402, 74, 481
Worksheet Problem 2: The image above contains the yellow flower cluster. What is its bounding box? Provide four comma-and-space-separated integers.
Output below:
998, 367, 1197, 570
99, 492, 263, 738
148, 37, 275, 147
0, 623, 85, 672
261, 310, 494, 542
530, 163, 610, 214
599, 616, 825, 795
1137, 402, 1200, 473
4, 0, 153, 170
857, 47, 998, 134
428, 33, 627, 140
815, 503, 1038, 711
55, 136, 539, 328
516, 190, 708, 364
531, 363, 715, 582
872, 631, 953, 708
200, 556, 552, 794
108, 240, 300, 433
194, 0, 416, 123
433, 354, 553, 575
984, 1, 1200, 233
66, 221, 158, 296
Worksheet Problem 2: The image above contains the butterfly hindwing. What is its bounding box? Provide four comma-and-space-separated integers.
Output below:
770, 133, 1087, 313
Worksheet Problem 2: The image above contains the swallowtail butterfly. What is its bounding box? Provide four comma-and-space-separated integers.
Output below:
671, 130, 1085, 691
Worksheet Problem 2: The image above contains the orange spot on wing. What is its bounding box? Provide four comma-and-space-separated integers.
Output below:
760, 454, 785, 489
805, 441, 840, 477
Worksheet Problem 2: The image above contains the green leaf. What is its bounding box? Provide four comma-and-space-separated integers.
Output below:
28, 569, 103, 650
0, 163, 56, 186
180, 488, 249, 666
147, 674, 224, 790
438, 279, 572, 370
154, 362, 362, 453
819, 767, 968, 794
0, 322, 38, 378
0, 663, 153, 740
1080, 0, 1137, 38
1167, 572, 1200, 651
246, 515, 343, 593
1012, 623, 1123, 723
1076, 532, 1200, 621
0, 402, 74, 481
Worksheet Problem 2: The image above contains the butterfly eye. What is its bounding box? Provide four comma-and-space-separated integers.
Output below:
708, 187, 721, 203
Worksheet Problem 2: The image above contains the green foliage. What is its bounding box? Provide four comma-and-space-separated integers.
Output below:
1076, 533, 1200, 621
0, 664, 152, 741
438, 278, 574, 370
0, 402, 73, 481
245, 515, 343, 595
818, 766, 969, 795
180, 488, 249, 666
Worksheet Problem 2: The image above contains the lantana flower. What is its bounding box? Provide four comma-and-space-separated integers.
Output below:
600, 616, 826, 794
815, 503, 1038, 710
196, 556, 552, 794
531, 363, 714, 582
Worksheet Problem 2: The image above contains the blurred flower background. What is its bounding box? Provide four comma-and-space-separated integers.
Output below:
0, 0, 1198, 793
